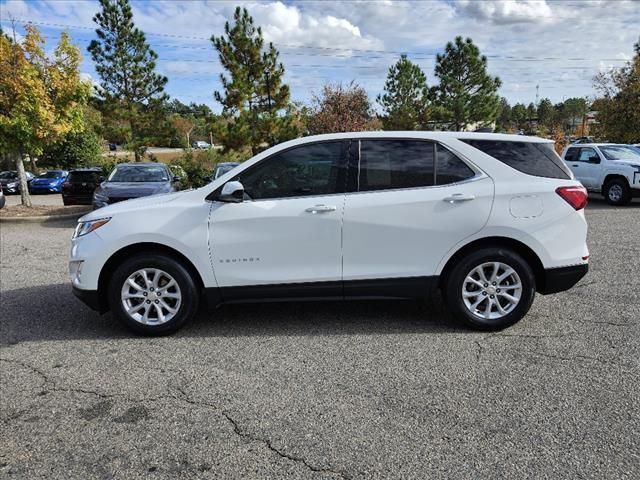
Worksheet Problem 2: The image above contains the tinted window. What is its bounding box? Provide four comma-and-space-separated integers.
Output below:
359, 140, 434, 191
69, 171, 100, 182
461, 140, 571, 179
108, 165, 169, 182
564, 147, 578, 161
234, 141, 345, 200
436, 144, 475, 185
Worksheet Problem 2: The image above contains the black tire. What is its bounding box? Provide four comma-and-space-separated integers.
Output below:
603, 178, 631, 206
442, 248, 536, 331
108, 253, 200, 335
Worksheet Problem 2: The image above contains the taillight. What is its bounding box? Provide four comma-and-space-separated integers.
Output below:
556, 186, 588, 210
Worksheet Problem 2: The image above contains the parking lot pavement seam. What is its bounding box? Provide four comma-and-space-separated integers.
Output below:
221, 410, 352, 480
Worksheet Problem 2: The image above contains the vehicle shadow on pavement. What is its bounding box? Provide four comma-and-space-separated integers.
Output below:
586, 196, 640, 210
0, 283, 461, 345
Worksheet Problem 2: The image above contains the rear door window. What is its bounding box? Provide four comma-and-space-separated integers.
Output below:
358, 140, 435, 191
461, 139, 571, 179
577, 147, 598, 162
564, 147, 579, 162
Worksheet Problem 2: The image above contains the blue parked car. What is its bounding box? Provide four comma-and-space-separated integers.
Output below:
29, 170, 69, 194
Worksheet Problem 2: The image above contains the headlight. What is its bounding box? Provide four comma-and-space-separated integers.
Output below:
93, 190, 109, 202
73, 218, 111, 239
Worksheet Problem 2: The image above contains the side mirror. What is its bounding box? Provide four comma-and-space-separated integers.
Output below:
218, 181, 244, 203
173, 175, 182, 182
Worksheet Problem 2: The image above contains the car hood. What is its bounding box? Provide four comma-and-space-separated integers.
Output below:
0, 178, 18, 185
84, 189, 190, 221
614, 160, 640, 168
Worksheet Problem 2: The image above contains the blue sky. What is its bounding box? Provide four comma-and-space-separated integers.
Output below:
1, 0, 638, 113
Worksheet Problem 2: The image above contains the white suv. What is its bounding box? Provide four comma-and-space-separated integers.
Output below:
561, 143, 640, 205
70, 132, 589, 334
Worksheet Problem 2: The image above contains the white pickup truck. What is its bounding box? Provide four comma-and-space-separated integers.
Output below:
561, 143, 640, 205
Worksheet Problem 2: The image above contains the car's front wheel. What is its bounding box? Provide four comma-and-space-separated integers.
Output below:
443, 248, 536, 330
108, 253, 199, 335
603, 178, 631, 206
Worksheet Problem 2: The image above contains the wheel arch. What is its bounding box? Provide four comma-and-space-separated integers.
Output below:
438, 236, 546, 293
602, 173, 630, 191
97, 242, 205, 312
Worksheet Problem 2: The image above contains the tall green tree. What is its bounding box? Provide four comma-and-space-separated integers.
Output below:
88, 0, 168, 160
0, 24, 90, 206
431, 36, 502, 131
537, 98, 555, 129
212, 7, 290, 154
511, 103, 527, 130
593, 37, 640, 142
377, 55, 430, 130
495, 97, 512, 132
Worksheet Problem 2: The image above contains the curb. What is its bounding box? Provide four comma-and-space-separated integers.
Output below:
0, 211, 90, 223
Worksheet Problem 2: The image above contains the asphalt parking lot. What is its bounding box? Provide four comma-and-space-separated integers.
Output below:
1, 199, 638, 479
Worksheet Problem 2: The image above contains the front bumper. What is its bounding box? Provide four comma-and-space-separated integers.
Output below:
538, 264, 589, 295
72, 285, 105, 312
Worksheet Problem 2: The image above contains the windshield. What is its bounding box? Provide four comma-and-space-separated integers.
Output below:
600, 145, 640, 161
0, 172, 17, 179
38, 171, 64, 179
69, 171, 100, 182
108, 165, 169, 183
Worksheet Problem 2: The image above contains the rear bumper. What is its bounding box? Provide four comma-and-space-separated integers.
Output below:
62, 194, 93, 205
72, 286, 105, 312
538, 264, 588, 295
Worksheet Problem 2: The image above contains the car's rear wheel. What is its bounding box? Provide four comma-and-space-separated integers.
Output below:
443, 248, 536, 330
108, 253, 199, 335
603, 178, 631, 206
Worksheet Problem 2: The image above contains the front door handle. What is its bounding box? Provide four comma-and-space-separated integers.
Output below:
443, 193, 475, 203
305, 204, 337, 214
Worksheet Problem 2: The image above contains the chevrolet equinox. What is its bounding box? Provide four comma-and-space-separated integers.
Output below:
70, 132, 589, 334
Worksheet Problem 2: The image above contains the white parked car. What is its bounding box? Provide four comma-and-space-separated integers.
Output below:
70, 132, 589, 335
561, 143, 640, 205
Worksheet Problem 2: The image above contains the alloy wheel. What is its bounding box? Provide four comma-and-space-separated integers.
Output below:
120, 268, 182, 325
462, 262, 522, 320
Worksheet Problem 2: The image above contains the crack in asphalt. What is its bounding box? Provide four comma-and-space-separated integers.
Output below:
472, 332, 634, 370
222, 410, 351, 479
0, 357, 352, 479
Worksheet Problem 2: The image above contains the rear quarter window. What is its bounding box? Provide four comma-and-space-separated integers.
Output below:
68, 171, 99, 182
461, 139, 571, 180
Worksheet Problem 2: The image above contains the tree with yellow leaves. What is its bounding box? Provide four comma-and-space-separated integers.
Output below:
0, 24, 90, 206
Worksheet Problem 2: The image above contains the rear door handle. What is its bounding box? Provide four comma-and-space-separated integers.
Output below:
305, 204, 337, 214
443, 194, 476, 203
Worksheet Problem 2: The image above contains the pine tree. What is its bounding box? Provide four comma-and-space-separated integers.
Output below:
88, 0, 167, 161
212, 7, 290, 154
377, 55, 430, 130
432, 37, 502, 131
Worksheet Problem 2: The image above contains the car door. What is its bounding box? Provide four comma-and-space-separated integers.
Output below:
342, 139, 494, 286
209, 140, 348, 290
565, 147, 600, 189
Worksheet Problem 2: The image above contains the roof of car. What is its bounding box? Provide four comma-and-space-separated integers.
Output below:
567, 143, 634, 148
115, 162, 169, 167
69, 167, 102, 172
285, 131, 551, 144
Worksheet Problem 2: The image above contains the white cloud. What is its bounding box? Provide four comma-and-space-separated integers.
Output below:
456, 0, 554, 24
